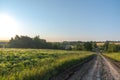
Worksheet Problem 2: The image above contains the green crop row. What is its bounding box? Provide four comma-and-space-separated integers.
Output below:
0, 49, 94, 80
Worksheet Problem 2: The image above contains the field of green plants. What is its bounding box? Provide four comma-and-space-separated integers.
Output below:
104, 52, 120, 62
0, 49, 94, 80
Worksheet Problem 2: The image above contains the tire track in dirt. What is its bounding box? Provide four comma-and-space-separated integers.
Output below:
50, 53, 120, 80
101, 54, 120, 80
68, 54, 101, 80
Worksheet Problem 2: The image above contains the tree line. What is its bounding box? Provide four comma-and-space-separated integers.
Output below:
102, 41, 120, 52
1, 35, 120, 52
6, 35, 97, 51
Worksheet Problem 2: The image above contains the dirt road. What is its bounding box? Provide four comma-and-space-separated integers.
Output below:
51, 53, 120, 80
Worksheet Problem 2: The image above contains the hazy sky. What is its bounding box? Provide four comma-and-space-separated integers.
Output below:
0, 0, 120, 41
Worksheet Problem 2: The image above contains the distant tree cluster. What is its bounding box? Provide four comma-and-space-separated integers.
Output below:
102, 41, 120, 52
8, 35, 47, 48
0, 44, 3, 48
6, 36, 120, 52
7, 35, 98, 51
8, 35, 66, 49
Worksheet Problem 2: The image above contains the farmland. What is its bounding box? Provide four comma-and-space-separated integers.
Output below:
104, 52, 120, 61
0, 49, 94, 80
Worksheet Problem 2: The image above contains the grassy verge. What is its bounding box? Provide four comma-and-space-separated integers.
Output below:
0, 49, 94, 80
104, 52, 120, 62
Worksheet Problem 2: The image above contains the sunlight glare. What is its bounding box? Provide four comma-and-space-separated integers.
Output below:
0, 13, 20, 39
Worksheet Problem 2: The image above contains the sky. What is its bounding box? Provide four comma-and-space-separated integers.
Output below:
0, 0, 120, 41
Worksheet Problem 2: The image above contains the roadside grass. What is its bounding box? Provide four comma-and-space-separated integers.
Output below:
104, 52, 120, 62
0, 49, 94, 80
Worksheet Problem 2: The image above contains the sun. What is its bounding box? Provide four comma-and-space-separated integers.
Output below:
0, 13, 19, 39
